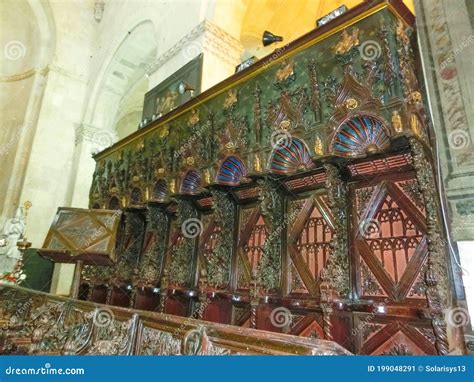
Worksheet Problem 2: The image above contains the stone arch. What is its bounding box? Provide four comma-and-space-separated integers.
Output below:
84, 19, 158, 142
0, 0, 56, 226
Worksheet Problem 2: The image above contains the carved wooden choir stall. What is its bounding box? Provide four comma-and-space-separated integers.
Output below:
2, 0, 466, 355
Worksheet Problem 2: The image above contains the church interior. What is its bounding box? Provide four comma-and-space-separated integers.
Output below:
0, 0, 473, 356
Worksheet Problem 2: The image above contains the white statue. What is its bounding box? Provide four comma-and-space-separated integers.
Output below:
0, 207, 25, 275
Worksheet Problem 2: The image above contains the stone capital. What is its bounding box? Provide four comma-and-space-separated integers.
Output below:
146, 20, 243, 76
74, 123, 117, 152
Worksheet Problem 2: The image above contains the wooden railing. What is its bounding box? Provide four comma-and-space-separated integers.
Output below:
0, 284, 350, 355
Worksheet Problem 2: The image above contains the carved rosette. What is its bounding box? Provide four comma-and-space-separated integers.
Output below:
323, 164, 349, 297
409, 137, 449, 354
257, 177, 284, 291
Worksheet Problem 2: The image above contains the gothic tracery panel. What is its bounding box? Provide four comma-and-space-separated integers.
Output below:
236, 206, 267, 289
352, 175, 428, 303
288, 193, 334, 296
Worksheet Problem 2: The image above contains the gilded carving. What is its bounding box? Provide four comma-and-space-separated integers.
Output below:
275, 59, 295, 84
253, 84, 263, 145
344, 97, 358, 110
314, 135, 324, 156
395, 19, 410, 47
223, 89, 238, 110
391, 110, 403, 133
334, 28, 360, 55
307, 59, 321, 122
187, 109, 200, 127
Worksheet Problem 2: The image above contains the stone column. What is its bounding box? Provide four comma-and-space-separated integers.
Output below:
68, 123, 117, 208
415, 0, 474, 349
49, 123, 116, 296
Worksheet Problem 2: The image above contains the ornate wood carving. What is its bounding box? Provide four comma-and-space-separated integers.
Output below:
323, 164, 349, 297
137, 206, 169, 287
307, 58, 321, 123
409, 138, 449, 354
0, 285, 351, 355
46, 2, 463, 355
253, 84, 262, 146
206, 190, 235, 287
257, 177, 284, 291
113, 211, 145, 284
166, 200, 196, 287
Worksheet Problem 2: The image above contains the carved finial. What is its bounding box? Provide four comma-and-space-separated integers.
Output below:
223, 89, 238, 110
410, 114, 421, 136
314, 135, 324, 156
253, 153, 262, 172
392, 110, 403, 134
203, 169, 212, 185
169, 179, 176, 194
187, 109, 200, 127
335, 28, 360, 55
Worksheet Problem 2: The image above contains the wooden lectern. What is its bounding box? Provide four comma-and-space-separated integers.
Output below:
37, 208, 122, 298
